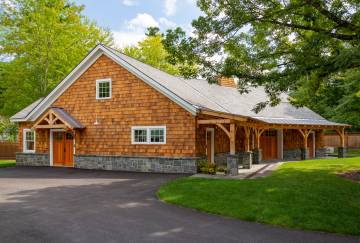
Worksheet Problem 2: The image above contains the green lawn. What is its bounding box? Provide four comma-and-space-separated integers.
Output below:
158, 157, 360, 235
0, 160, 16, 168
329, 148, 360, 157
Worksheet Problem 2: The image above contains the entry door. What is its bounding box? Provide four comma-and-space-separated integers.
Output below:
307, 133, 314, 158
260, 130, 278, 160
53, 131, 74, 167
206, 129, 214, 163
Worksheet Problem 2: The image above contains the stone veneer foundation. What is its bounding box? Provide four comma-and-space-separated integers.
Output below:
16, 153, 50, 166
74, 155, 197, 174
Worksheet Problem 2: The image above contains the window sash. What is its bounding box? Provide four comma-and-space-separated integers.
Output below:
132, 126, 166, 144
96, 79, 112, 99
23, 129, 35, 153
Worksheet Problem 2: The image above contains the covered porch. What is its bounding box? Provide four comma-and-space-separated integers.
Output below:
31, 107, 85, 167
196, 109, 350, 176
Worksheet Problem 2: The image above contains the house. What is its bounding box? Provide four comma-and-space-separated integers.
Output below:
10, 44, 349, 174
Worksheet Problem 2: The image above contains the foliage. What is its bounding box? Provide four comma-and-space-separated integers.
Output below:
0, 118, 17, 141
0, 0, 113, 117
197, 159, 216, 174
292, 69, 360, 129
159, 157, 360, 235
163, 0, 360, 118
0, 160, 16, 168
122, 27, 197, 77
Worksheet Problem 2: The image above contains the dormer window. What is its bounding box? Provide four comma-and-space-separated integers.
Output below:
96, 79, 112, 99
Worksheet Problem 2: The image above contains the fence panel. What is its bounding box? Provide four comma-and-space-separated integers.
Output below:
324, 134, 360, 148
0, 141, 18, 160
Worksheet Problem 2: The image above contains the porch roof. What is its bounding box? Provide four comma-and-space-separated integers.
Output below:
32, 107, 85, 130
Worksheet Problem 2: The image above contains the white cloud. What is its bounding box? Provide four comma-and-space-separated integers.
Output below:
114, 13, 180, 48
158, 17, 176, 28
164, 0, 177, 16
122, 0, 137, 6
112, 31, 146, 48
126, 13, 159, 32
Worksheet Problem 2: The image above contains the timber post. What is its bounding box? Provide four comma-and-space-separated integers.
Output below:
336, 128, 346, 158
298, 129, 312, 160
253, 127, 265, 164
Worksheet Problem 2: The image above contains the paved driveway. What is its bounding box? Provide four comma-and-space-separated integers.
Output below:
0, 167, 358, 243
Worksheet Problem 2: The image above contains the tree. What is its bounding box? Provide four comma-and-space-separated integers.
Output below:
0, 0, 113, 116
122, 27, 197, 76
163, 0, 360, 113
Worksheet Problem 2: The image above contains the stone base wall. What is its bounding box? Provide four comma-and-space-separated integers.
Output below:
214, 153, 227, 167
74, 155, 197, 174
16, 153, 49, 166
315, 148, 327, 158
283, 149, 302, 161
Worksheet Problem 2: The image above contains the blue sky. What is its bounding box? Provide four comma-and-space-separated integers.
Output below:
73, 0, 202, 48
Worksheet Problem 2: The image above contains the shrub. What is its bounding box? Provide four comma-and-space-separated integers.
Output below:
197, 160, 216, 174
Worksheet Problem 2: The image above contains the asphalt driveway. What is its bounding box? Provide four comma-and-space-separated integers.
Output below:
0, 167, 358, 243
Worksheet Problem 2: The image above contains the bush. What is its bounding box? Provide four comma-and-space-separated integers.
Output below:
216, 166, 227, 173
197, 160, 216, 174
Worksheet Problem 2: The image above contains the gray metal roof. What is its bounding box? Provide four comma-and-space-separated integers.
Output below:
10, 44, 347, 127
104, 46, 346, 127
51, 107, 85, 129
11, 98, 44, 120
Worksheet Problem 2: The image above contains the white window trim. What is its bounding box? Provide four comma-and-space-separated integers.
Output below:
23, 128, 35, 153
131, 126, 166, 145
96, 78, 112, 100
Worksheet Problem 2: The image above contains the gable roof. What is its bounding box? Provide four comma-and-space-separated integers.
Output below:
10, 44, 348, 127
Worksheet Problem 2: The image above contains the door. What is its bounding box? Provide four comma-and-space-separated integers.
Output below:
52, 131, 74, 167
307, 133, 314, 158
260, 130, 278, 161
206, 128, 214, 163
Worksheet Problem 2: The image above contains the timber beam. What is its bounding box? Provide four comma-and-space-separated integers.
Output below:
197, 119, 231, 125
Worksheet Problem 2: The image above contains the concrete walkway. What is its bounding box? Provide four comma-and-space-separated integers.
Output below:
192, 162, 283, 179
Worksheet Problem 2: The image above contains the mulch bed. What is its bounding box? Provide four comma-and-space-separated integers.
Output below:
338, 171, 360, 182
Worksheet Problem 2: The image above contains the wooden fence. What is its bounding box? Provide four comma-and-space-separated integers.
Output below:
0, 141, 18, 160
324, 133, 360, 148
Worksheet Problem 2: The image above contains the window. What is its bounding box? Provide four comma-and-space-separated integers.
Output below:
96, 79, 112, 99
131, 126, 166, 144
23, 129, 35, 153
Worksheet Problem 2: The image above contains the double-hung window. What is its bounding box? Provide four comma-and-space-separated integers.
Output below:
131, 126, 166, 144
96, 79, 112, 99
23, 129, 35, 153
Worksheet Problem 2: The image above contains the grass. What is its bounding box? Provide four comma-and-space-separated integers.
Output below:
329, 148, 360, 157
158, 157, 360, 235
0, 160, 16, 168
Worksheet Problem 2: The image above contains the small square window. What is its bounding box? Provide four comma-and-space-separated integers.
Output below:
150, 129, 164, 143
96, 79, 111, 99
134, 129, 147, 143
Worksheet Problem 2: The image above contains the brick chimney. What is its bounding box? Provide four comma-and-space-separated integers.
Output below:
218, 77, 236, 88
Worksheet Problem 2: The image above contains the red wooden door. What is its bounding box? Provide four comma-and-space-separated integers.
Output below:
53, 132, 74, 167
64, 132, 74, 167
53, 132, 65, 166
260, 131, 278, 160
206, 130, 213, 163
307, 134, 314, 158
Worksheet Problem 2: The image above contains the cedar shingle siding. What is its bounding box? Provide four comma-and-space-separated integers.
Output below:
47, 55, 196, 157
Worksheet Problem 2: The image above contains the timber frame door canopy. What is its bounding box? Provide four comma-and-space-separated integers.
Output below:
32, 107, 85, 130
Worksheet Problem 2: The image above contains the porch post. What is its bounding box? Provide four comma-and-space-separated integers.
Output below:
242, 126, 252, 168
298, 129, 312, 160
253, 128, 265, 164
230, 123, 236, 155
336, 128, 346, 158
